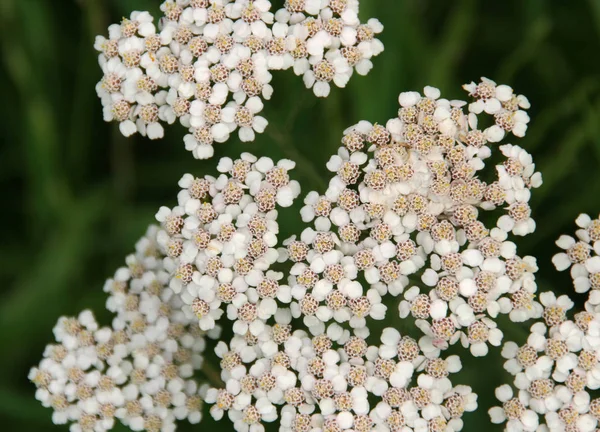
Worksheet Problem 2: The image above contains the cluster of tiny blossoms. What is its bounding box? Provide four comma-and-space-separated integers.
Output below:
204, 325, 477, 432
94, 0, 383, 158
33, 77, 542, 431
29, 226, 214, 432
181, 78, 538, 432
553, 213, 600, 296
41, 0, 600, 429
154, 154, 300, 335
287, 78, 542, 359
489, 217, 600, 431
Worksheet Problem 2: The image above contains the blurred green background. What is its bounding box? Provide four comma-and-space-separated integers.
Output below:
2, 0, 600, 430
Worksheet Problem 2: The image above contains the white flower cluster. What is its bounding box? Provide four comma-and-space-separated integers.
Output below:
288, 78, 542, 359
489, 217, 600, 431
140, 144, 483, 432
153, 79, 535, 431
552, 213, 600, 295
40, 25, 552, 427
94, 0, 383, 158
30, 226, 213, 432
490, 293, 600, 431
203, 325, 477, 432
153, 153, 300, 336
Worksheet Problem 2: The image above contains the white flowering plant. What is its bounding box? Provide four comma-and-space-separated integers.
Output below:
28, 1, 600, 432
94, 0, 382, 158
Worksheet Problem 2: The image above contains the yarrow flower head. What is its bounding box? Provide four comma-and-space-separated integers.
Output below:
203, 325, 477, 432
35, 75, 546, 432
94, 0, 384, 158
286, 79, 541, 360
552, 213, 600, 295
36, 2, 574, 427
490, 216, 600, 431
154, 153, 301, 339
30, 227, 213, 432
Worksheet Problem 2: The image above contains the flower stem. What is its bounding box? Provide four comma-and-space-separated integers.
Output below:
202, 360, 225, 388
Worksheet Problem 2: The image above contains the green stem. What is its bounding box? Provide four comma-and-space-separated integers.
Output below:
202, 360, 225, 388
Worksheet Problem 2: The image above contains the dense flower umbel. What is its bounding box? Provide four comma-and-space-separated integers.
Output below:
154, 153, 300, 337
94, 0, 383, 158
490, 296, 600, 431
553, 213, 600, 295
489, 218, 600, 432
149, 80, 534, 430
40, 39, 553, 429
204, 326, 477, 432
31, 78, 544, 432
30, 226, 213, 432
285, 79, 542, 359
32, 0, 575, 430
